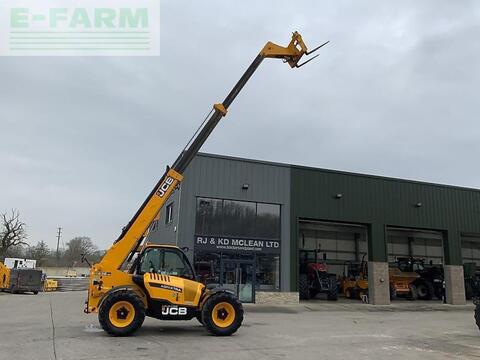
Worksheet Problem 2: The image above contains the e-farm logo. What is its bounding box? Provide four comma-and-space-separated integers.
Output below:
0, 0, 160, 56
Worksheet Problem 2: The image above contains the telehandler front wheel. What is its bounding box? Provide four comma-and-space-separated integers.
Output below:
98, 290, 145, 336
202, 292, 243, 336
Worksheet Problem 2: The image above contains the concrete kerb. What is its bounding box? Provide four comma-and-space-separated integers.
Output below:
243, 301, 475, 314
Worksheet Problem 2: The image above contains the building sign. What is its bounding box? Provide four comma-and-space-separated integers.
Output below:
195, 235, 280, 254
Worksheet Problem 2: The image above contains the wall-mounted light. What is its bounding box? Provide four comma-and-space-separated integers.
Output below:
415, 202, 423, 208
335, 193, 343, 199
242, 183, 249, 190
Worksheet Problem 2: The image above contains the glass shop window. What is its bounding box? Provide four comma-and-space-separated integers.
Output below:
195, 198, 223, 235
256, 254, 280, 291
223, 200, 256, 237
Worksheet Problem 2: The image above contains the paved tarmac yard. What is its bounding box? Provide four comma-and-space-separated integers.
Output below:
0, 291, 479, 360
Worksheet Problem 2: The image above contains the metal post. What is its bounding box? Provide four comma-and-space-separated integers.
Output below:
56, 227, 62, 266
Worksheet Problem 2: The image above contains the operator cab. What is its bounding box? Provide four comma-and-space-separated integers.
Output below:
132, 246, 196, 286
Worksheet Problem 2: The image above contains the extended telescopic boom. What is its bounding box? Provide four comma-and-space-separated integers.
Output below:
97, 32, 328, 271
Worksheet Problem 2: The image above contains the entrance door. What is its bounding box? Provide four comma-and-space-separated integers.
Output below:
221, 260, 255, 303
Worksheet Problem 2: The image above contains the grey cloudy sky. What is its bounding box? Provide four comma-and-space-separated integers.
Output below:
1, 0, 479, 250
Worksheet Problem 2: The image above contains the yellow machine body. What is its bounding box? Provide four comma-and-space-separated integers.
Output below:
143, 271, 204, 307
84, 32, 325, 336
389, 267, 419, 295
0, 262, 10, 290
342, 274, 368, 299
86, 169, 184, 314
44, 278, 58, 292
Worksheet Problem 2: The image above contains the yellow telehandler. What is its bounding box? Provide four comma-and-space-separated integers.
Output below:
84, 32, 327, 336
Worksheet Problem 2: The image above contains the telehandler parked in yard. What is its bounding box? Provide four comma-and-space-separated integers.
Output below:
84, 32, 327, 337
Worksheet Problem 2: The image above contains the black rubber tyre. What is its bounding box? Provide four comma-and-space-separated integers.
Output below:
344, 287, 353, 299
434, 287, 444, 300
415, 280, 434, 301
298, 274, 310, 300
407, 284, 418, 301
33, 291, 39, 295
195, 313, 204, 325
327, 279, 338, 301
390, 286, 397, 300
202, 292, 243, 336
358, 289, 368, 302
98, 290, 145, 337
475, 303, 480, 332
465, 282, 473, 300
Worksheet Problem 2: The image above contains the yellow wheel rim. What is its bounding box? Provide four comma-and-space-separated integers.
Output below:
212, 302, 235, 328
109, 301, 135, 328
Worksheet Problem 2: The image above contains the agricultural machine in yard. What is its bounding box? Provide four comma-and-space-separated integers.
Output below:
0, 261, 10, 290
83, 32, 327, 337
0, 261, 43, 294
464, 263, 480, 332
341, 255, 368, 300
388, 267, 419, 300
396, 257, 444, 300
340, 255, 419, 301
464, 263, 480, 300
298, 250, 338, 300
472, 275, 480, 332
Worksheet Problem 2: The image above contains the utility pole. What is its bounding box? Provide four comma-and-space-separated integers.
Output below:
56, 227, 62, 266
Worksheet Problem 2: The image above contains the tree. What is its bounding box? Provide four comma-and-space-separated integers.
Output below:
26, 241, 51, 266
64, 236, 98, 264
0, 209, 28, 257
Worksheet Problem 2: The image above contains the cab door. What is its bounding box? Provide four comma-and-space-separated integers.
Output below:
138, 247, 204, 307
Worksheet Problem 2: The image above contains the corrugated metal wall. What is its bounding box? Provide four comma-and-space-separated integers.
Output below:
148, 153, 480, 293
149, 153, 291, 290
290, 166, 480, 289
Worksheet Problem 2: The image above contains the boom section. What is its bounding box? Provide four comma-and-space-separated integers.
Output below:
97, 31, 327, 271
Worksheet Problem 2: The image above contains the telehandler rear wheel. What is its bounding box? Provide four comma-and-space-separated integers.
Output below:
98, 290, 145, 336
202, 292, 243, 336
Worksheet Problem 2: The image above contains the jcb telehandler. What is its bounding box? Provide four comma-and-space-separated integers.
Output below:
84, 32, 327, 336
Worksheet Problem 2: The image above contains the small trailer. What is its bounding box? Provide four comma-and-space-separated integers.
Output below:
7, 268, 43, 294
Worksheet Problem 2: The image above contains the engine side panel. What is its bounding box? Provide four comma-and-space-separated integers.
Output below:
143, 273, 204, 307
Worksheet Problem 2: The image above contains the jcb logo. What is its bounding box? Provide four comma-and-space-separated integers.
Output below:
156, 177, 174, 197
162, 306, 187, 316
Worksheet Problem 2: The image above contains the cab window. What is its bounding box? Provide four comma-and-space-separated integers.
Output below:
412, 262, 424, 272
139, 248, 194, 280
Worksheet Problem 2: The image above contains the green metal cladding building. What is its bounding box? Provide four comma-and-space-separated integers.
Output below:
149, 153, 480, 305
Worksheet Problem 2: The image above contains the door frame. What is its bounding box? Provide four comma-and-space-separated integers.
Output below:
220, 258, 256, 303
